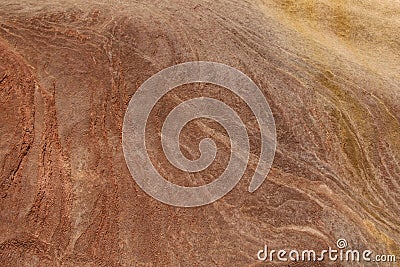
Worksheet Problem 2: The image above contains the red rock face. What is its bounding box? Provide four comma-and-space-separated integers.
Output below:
0, 1, 399, 266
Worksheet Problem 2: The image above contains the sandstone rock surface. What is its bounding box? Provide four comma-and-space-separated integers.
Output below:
0, 0, 399, 266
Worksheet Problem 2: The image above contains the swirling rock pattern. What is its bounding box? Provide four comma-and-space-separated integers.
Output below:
0, 0, 399, 266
